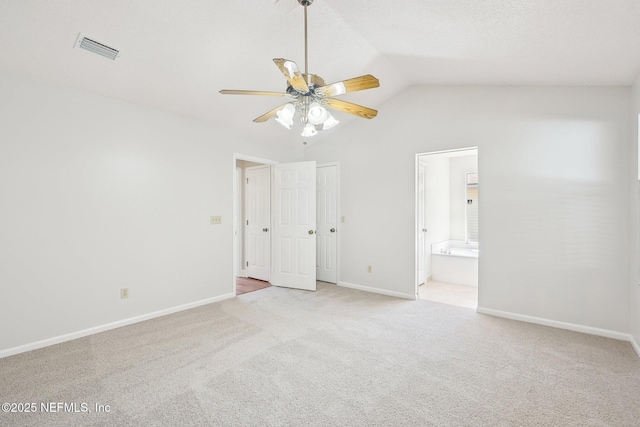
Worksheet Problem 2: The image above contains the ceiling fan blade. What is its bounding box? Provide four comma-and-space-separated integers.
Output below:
273, 58, 310, 94
317, 74, 380, 97
325, 98, 378, 120
220, 90, 290, 97
253, 104, 290, 123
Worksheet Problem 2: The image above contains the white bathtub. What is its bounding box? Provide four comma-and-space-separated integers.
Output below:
431, 240, 478, 286
440, 247, 478, 258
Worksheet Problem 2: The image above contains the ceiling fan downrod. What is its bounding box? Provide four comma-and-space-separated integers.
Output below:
298, 0, 313, 75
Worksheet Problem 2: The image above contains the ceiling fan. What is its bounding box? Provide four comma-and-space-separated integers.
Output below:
220, 0, 380, 137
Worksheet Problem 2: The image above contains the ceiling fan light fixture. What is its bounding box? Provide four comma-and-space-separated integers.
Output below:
301, 122, 318, 137
275, 103, 296, 129
322, 112, 339, 130
275, 117, 292, 129
307, 102, 328, 125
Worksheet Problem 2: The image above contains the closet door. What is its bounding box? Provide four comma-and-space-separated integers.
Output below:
316, 165, 337, 283
245, 166, 270, 281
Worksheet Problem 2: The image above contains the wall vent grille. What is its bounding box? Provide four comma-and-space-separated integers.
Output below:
75, 34, 119, 60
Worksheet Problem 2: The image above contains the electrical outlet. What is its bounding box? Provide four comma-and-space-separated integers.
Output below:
210, 216, 222, 225
120, 288, 129, 299
367, 265, 372, 273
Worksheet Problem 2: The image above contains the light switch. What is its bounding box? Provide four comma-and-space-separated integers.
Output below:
210, 216, 222, 225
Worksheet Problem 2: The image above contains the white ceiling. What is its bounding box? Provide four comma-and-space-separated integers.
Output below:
1, 0, 639, 146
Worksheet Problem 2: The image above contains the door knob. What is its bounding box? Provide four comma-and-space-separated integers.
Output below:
308, 230, 315, 235
263, 228, 269, 232
330, 228, 336, 233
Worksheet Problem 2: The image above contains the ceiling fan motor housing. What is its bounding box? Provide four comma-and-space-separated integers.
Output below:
304, 74, 324, 89
285, 74, 325, 97
298, 0, 314, 5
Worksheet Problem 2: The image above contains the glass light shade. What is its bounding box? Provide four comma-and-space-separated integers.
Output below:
275, 117, 292, 129
301, 122, 318, 137
322, 112, 339, 130
307, 102, 328, 125
275, 104, 295, 129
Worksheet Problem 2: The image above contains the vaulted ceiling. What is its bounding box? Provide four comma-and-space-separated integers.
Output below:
1, 0, 639, 145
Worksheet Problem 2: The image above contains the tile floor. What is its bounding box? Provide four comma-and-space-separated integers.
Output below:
418, 280, 477, 309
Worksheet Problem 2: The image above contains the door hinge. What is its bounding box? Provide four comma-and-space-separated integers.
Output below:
246, 261, 248, 267
246, 178, 249, 184
246, 220, 249, 225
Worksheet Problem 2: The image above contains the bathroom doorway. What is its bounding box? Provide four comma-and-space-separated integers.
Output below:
415, 148, 479, 309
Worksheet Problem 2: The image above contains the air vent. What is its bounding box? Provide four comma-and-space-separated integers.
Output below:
75, 33, 119, 60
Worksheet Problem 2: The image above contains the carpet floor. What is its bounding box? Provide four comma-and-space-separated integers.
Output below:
1, 283, 639, 426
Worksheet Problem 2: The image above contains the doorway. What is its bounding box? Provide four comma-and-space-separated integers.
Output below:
415, 148, 479, 309
233, 155, 329, 295
235, 156, 276, 295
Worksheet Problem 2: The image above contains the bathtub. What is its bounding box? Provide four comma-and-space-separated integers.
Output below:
439, 247, 478, 258
431, 240, 478, 287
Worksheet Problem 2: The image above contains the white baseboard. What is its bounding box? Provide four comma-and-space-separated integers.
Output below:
476, 306, 638, 355
338, 281, 415, 300
0, 293, 235, 359
630, 335, 640, 358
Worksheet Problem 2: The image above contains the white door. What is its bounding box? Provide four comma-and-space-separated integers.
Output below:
271, 161, 317, 291
245, 166, 270, 281
418, 160, 427, 285
316, 165, 337, 283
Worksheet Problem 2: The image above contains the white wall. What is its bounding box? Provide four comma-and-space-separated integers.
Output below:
2, 70, 634, 352
305, 85, 631, 333
631, 75, 640, 349
449, 155, 478, 241
0, 70, 303, 353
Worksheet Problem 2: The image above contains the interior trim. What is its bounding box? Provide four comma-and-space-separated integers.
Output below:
477, 306, 639, 358
0, 293, 235, 359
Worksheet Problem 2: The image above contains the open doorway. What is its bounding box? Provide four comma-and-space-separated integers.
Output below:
234, 155, 277, 296
415, 148, 479, 309
232, 155, 321, 295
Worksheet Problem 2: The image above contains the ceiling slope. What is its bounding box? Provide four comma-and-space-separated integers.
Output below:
0, 0, 639, 145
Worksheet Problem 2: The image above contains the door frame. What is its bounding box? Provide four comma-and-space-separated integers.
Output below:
317, 162, 341, 285
414, 147, 479, 299
232, 153, 278, 295
417, 157, 427, 286
232, 155, 341, 294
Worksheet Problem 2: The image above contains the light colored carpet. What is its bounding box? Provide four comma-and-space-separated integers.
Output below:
1, 283, 639, 426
